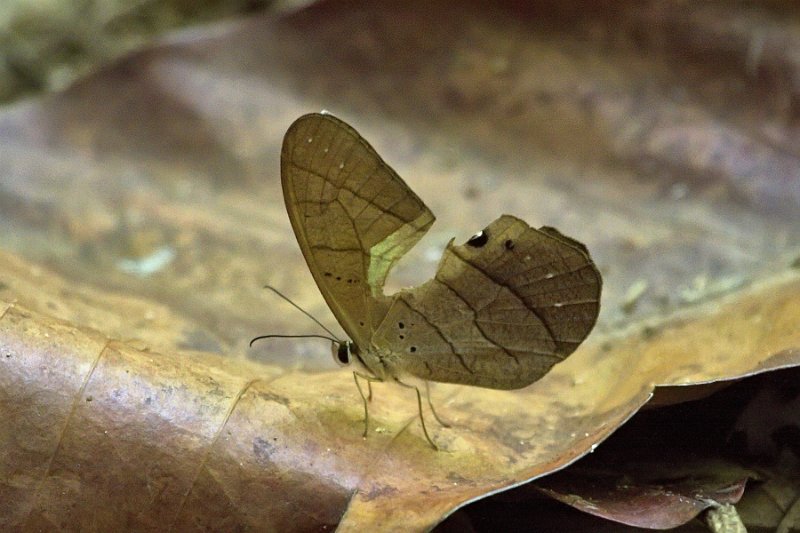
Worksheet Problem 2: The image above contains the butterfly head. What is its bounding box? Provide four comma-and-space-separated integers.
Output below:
334, 341, 351, 366
333, 340, 359, 367
332, 340, 376, 376
332, 339, 386, 381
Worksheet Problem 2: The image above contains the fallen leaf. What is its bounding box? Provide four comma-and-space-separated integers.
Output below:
443, 368, 800, 531
536, 468, 748, 530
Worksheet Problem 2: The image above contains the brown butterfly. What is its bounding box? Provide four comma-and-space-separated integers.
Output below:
266, 112, 601, 449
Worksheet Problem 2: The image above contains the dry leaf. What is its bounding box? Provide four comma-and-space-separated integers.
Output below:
444, 368, 799, 531
538, 470, 747, 531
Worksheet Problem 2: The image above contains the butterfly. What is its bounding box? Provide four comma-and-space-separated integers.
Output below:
270, 112, 601, 449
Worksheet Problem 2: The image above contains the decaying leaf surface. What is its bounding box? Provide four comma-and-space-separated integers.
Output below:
1, 1, 800, 531
1, 257, 798, 530
537, 469, 747, 530
529, 374, 765, 531
442, 367, 775, 531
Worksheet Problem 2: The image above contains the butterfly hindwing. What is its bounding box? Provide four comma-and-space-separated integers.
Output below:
281, 113, 435, 347
373, 215, 602, 389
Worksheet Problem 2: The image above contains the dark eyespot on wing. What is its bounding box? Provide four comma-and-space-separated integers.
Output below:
466, 230, 489, 247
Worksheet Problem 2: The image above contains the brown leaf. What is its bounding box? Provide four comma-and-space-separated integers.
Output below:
1, 1, 799, 531
537, 470, 747, 530
527, 373, 764, 530
444, 368, 799, 531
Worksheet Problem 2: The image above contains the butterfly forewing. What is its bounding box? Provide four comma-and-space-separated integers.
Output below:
373, 215, 602, 389
281, 113, 435, 348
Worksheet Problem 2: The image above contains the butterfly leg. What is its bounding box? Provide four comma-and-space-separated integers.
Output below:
425, 381, 451, 428
353, 372, 382, 438
395, 378, 439, 451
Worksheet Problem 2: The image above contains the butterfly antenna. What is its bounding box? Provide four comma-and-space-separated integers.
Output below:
249, 333, 340, 347
260, 285, 342, 341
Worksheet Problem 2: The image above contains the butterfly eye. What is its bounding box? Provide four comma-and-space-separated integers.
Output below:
334, 342, 351, 366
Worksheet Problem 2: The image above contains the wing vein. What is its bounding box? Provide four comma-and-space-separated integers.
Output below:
399, 295, 474, 374
435, 277, 523, 366
448, 247, 561, 345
